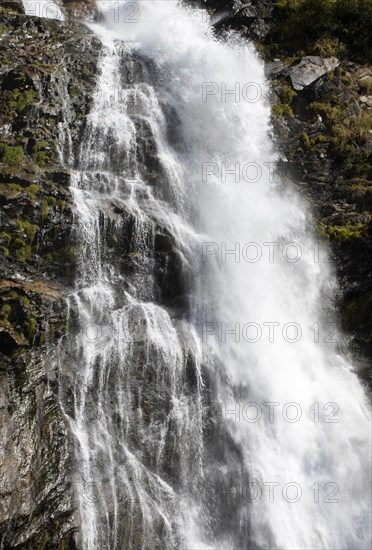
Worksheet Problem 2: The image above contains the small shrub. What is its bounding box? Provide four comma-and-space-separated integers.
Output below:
314, 36, 346, 57
16, 220, 38, 242
321, 223, 367, 240
299, 131, 311, 148
0, 143, 24, 165
31, 140, 55, 167
15, 245, 32, 262
272, 103, 293, 117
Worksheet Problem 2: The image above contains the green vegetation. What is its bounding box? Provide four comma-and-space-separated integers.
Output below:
69, 85, 79, 98
0, 232, 12, 246
274, 0, 372, 63
31, 140, 55, 167
307, 101, 372, 176
272, 82, 297, 118
24, 318, 36, 339
7, 183, 23, 192
16, 220, 38, 242
272, 103, 293, 117
41, 196, 57, 218
319, 222, 368, 240
47, 195, 57, 206
15, 245, 32, 262
26, 183, 39, 202
0, 143, 23, 164
0, 23, 10, 36
41, 198, 49, 218
299, 131, 311, 148
2, 88, 37, 117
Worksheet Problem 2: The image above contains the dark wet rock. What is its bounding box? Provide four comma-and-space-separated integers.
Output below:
0, 5, 101, 547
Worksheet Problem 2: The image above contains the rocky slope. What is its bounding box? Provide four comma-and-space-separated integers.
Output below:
0, 2, 100, 547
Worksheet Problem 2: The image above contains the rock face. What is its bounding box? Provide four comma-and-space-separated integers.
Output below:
0, 5, 100, 547
288, 56, 340, 90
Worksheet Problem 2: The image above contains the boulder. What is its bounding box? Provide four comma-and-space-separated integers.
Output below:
289, 56, 340, 91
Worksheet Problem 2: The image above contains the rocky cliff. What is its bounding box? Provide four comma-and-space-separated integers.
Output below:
0, 2, 100, 546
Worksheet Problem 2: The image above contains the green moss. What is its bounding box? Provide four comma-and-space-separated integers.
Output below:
31, 140, 55, 167
314, 134, 330, 144
3, 88, 37, 113
1, 303, 12, 319
341, 74, 352, 86
307, 102, 372, 177
16, 220, 38, 242
332, 112, 372, 150
278, 83, 296, 104
14, 238, 25, 249
351, 179, 370, 190
320, 222, 368, 241
7, 183, 23, 192
0, 23, 10, 35
0, 247, 9, 256
41, 198, 49, 218
314, 35, 345, 57
69, 85, 79, 98
46, 195, 57, 206
26, 184, 39, 202
24, 318, 36, 339
15, 245, 32, 262
20, 295, 30, 307
0, 232, 11, 246
307, 101, 343, 124
272, 103, 293, 117
0, 143, 24, 165
299, 131, 311, 148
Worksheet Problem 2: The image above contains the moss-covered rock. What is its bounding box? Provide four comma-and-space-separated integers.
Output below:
0, 5, 101, 548
0, 142, 24, 164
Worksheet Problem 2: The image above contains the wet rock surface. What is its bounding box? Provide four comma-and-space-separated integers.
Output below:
0, 6, 100, 547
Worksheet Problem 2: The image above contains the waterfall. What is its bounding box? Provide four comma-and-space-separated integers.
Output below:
58, 1, 371, 548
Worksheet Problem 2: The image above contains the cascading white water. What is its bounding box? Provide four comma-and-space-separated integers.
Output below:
59, 1, 371, 549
